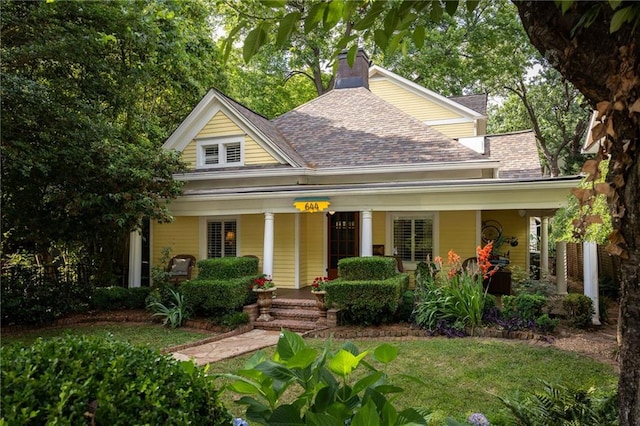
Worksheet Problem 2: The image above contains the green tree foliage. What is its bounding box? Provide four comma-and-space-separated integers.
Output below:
489, 66, 590, 176
1, 0, 227, 276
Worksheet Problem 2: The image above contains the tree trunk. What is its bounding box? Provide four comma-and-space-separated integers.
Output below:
515, 2, 640, 425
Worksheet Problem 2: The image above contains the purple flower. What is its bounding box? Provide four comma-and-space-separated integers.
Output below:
233, 419, 249, 426
467, 412, 490, 426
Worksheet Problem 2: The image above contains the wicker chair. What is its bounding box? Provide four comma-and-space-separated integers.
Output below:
167, 254, 196, 284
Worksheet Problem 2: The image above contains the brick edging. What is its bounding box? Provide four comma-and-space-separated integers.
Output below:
304, 326, 549, 341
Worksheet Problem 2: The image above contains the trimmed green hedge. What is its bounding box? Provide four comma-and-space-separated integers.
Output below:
502, 294, 547, 321
1, 335, 230, 425
196, 257, 259, 280
181, 276, 259, 317
326, 274, 409, 325
91, 286, 151, 310
337, 256, 397, 280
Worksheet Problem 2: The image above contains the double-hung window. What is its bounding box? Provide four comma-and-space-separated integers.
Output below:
392, 214, 434, 264
207, 220, 237, 258
197, 137, 243, 168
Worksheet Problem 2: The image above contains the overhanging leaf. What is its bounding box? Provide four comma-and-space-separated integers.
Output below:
277, 329, 305, 360
413, 26, 425, 49
269, 404, 305, 425
595, 182, 615, 197
445, 0, 459, 16
351, 399, 380, 426
276, 12, 300, 47
373, 343, 398, 364
324, 0, 343, 30
243, 25, 268, 63
305, 2, 327, 33
328, 349, 369, 378
610, 5, 635, 32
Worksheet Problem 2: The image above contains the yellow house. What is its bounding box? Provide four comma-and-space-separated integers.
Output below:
130, 50, 579, 289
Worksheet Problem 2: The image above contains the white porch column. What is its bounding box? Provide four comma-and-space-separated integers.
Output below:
361, 210, 373, 257
583, 241, 601, 325
540, 216, 549, 276
263, 212, 275, 278
128, 231, 142, 288
556, 241, 568, 294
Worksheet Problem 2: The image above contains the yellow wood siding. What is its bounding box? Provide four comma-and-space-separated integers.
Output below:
432, 122, 476, 138
152, 217, 199, 271
197, 111, 244, 138
439, 211, 477, 260
300, 213, 325, 286
372, 211, 386, 250
273, 214, 296, 288
370, 79, 459, 121
180, 111, 278, 169
482, 211, 528, 269
239, 214, 264, 269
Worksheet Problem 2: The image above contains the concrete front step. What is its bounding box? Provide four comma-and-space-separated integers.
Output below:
254, 318, 320, 332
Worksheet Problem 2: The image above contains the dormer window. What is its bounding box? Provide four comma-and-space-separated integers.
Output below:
197, 136, 244, 168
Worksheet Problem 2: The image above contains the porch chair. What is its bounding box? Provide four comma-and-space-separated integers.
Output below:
167, 254, 196, 284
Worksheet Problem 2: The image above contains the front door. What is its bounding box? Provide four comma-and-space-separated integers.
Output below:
327, 212, 359, 280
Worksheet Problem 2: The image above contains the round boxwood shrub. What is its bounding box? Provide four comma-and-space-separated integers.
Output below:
1, 335, 231, 425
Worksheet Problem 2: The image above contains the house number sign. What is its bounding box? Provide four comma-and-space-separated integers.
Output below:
293, 197, 331, 213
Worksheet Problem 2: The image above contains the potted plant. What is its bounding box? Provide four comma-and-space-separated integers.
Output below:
311, 276, 330, 324
252, 275, 276, 322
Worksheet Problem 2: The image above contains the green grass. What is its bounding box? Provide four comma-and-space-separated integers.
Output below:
1, 323, 216, 349
208, 337, 617, 425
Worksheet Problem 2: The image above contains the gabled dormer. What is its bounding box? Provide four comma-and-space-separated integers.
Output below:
368, 66, 487, 138
163, 89, 305, 172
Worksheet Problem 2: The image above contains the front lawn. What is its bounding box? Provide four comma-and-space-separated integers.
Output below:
208, 336, 617, 425
1, 323, 215, 349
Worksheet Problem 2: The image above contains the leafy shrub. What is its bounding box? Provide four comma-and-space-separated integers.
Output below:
510, 265, 556, 296
502, 294, 547, 321
499, 381, 617, 425
563, 293, 595, 328
218, 329, 431, 425
395, 289, 415, 322
1, 264, 92, 326
197, 257, 258, 280
599, 275, 620, 300
0, 335, 231, 425
147, 288, 189, 328
337, 256, 396, 280
535, 313, 560, 333
91, 286, 151, 310
181, 276, 258, 317
220, 311, 250, 328
327, 274, 409, 325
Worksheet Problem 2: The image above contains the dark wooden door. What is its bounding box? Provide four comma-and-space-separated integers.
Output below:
327, 212, 359, 280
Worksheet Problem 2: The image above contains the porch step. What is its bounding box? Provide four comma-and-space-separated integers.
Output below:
253, 319, 320, 333
253, 298, 324, 332
270, 308, 319, 320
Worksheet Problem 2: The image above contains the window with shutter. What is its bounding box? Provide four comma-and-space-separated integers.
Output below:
207, 220, 236, 258
197, 137, 244, 168
392, 215, 433, 263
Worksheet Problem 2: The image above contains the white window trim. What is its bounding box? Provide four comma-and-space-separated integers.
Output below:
386, 212, 439, 270
196, 136, 244, 169
199, 216, 240, 259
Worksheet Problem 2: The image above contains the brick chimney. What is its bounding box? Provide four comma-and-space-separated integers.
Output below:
334, 49, 370, 90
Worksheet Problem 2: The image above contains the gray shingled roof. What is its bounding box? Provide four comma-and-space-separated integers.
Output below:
273, 88, 486, 168
449, 94, 488, 115
215, 91, 308, 167
486, 130, 542, 178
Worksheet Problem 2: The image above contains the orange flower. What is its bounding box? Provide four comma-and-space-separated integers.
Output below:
434, 256, 443, 266
476, 242, 496, 279
447, 250, 461, 266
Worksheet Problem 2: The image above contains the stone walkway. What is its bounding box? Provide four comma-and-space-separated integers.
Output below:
171, 329, 282, 365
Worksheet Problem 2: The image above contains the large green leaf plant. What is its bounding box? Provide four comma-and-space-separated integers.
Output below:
217, 329, 430, 425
